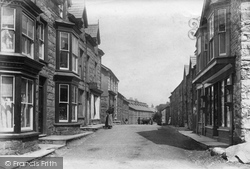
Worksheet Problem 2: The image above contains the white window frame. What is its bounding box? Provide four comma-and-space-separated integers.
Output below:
21, 78, 34, 131
0, 75, 15, 132
59, 32, 70, 70
218, 9, 226, 56
59, 84, 69, 122
39, 22, 44, 60
22, 13, 34, 59
1, 7, 16, 52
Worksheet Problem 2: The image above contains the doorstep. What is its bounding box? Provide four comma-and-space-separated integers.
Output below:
179, 130, 230, 149
39, 131, 93, 145
81, 124, 104, 131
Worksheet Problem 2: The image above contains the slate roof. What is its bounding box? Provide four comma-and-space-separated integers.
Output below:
101, 64, 119, 82
68, 0, 85, 18
68, 0, 88, 28
85, 24, 99, 38
129, 104, 154, 113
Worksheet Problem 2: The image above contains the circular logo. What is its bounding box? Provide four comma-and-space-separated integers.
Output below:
5, 161, 11, 166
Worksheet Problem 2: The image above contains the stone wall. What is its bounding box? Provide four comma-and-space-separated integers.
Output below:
53, 126, 81, 135
35, 0, 58, 136
0, 138, 39, 155
231, 0, 250, 143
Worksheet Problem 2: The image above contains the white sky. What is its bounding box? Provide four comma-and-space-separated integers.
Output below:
84, 0, 203, 107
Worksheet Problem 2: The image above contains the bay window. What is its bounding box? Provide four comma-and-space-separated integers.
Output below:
21, 78, 34, 130
57, 84, 78, 123
1, 7, 15, 52
218, 9, 226, 55
58, 31, 79, 73
0, 76, 14, 132
59, 84, 69, 122
22, 14, 34, 58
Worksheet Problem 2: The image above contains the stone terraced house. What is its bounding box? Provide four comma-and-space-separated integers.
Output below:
0, 0, 104, 155
170, 0, 250, 145
117, 92, 129, 124
100, 64, 119, 123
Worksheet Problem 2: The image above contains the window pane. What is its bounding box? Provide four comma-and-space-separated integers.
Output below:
60, 32, 69, 50
2, 7, 15, 29
2, 77, 13, 99
21, 78, 34, 130
59, 103, 68, 121
28, 19, 34, 39
72, 35, 78, 55
1, 30, 14, 51
26, 38, 32, 56
218, 9, 226, 32
0, 76, 14, 130
60, 51, 68, 68
72, 87, 76, 103
60, 85, 68, 102
40, 23, 44, 41
22, 36, 26, 54
22, 15, 28, 35
28, 80, 33, 103
21, 79, 27, 102
219, 33, 226, 54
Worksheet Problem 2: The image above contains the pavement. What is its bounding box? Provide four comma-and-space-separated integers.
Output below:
0, 124, 104, 169
173, 126, 230, 149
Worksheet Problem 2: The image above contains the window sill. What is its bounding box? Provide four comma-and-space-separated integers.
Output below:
0, 131, 39, 139
54, 122, 82, 127
218, 127, 230, 131
205, 125, 213, 129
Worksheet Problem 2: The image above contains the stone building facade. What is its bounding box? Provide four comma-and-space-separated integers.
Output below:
169, 0, 250, 145
128, 99, 154, 124
169, 81, 184, 127
117, 92, 129, 124
100, 64, 119, 123
0, 0, 104, 155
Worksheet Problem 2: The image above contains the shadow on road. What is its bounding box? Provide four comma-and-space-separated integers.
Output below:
137, 126, 206, 151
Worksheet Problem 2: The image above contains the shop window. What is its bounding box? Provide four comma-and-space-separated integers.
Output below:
218, 9, 226, 55
224, 76, 232, 127
59, 32, 70, 70
22, 14, 34, 59
0, 76, 14, 132
1, 7, 15, 52
71, 86, 78, 122
21, 78, 34, 131
59, 84, 69, 122
39, 22, 44, 60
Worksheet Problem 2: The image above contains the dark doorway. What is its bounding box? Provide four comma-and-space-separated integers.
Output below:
38, 76, 46, 134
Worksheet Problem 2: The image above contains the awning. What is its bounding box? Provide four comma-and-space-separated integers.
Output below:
192, 56, 235, 84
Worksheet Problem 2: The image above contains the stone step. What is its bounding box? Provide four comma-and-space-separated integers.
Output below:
80, 124, 104, 131
39, 131, 93, 145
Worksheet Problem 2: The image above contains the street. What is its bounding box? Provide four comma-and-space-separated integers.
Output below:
49, 125, 248, 169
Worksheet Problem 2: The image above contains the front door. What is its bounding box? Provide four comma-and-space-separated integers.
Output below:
38, 76, 46, 134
